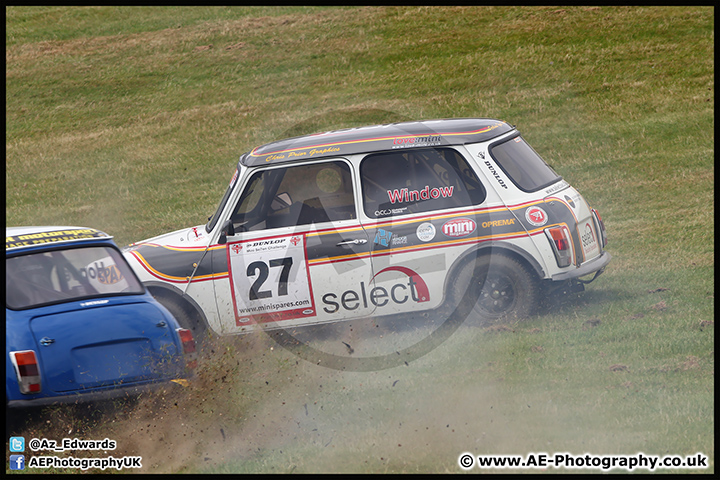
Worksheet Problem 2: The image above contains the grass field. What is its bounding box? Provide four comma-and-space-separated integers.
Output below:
6, 6, 714, 473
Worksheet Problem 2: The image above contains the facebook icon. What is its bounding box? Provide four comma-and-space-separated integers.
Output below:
10, 454, 25, 470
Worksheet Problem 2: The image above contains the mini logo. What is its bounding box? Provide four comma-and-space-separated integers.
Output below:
10, 455, 25, 471
416, 222, 436, 242
525, 206, 548, 227
442, 218, 476, 238
10, 437, 25, 452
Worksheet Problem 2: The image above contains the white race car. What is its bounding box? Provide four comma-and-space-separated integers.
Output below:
123, 118, 610, 339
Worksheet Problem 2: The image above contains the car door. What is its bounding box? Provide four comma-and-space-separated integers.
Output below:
212, 159, 376, 333
358, 147, 489, 317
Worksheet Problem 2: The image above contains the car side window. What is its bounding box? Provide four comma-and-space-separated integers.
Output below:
489, 135, 561, 192
231, 160, 356, 232
360, 148, 486, 219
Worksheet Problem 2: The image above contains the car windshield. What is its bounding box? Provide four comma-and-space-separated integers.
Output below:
206, 167, 241, 233
6, 245, 145, 310
489, 135, 561, 192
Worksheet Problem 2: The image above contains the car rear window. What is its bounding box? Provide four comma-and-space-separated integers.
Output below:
489, 136, 561, 192
6, 246, 144, 310
360, 148, 486, 219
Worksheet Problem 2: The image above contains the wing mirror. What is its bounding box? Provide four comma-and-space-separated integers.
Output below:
218, 219, 235, 245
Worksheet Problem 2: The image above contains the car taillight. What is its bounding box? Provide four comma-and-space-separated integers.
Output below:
10, 350, 42, 394
545, 225, 574, 268
176, 328, 197, 369
592, 208, 608, 248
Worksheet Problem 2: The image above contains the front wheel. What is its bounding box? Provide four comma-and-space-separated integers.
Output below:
472, 254, 541, 322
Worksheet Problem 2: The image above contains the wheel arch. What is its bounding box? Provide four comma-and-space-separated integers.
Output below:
143, 281, 210, 333
444, 241, 546, 298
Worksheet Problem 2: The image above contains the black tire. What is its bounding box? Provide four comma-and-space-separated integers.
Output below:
450, 253, 541, 325
471, 254, 541, 322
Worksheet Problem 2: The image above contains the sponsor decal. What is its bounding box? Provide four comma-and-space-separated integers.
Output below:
544, 180, 568, 195
262, 146, 343, 162
481, 218, 516, 228
484, 161, 508, 189
187, 226, 206, 243
416, 222, 436, 242
80, 299, 110, 307
391, 135, 442, 149
581, 222, 600, 257
243, 238, 288, 253
375, 207, 408, 217
321, 266, 429, 314
391, 235, 408, 246
525, 206, 548, 227
442, 218, 477, 238
564, 195, 575, 208
374, 228, 393, 247
387, 185, 454, 204
6, 228, 106, 250
81, 261, 125, 285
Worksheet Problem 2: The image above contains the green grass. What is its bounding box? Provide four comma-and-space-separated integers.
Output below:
5, 6, 714, 474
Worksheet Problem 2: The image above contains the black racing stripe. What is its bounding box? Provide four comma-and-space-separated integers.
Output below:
310, 209, 524, 261
139, 208, 530, 279
134, 244, 208, 281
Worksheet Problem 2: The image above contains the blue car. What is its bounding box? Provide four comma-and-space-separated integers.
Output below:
6, 226, 196, 408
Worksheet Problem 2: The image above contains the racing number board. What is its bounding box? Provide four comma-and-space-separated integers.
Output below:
227, 234, 316, 325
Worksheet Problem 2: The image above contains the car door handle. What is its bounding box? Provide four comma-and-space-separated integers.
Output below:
336, 238, 367, 246
40, 337, 55, 346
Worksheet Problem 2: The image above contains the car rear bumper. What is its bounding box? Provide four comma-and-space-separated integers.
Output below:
6, 378, 188, 409
551, 251, 612, 282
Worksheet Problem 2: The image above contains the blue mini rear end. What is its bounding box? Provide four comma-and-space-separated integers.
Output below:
6, 226, 195, 408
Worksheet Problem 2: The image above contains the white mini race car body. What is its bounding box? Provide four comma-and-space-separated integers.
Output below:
123, 119, 610, 337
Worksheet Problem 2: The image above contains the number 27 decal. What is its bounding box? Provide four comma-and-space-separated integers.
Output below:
227, 234, 315, 324
247, 257, 293, 300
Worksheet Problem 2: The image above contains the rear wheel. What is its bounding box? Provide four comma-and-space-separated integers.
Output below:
448, 253, 541, 325
472, 254, 541, 322
153, 293, 209, 345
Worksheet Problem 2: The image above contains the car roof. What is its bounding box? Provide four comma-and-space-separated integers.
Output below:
6, 226, 112, 252
240, 118, 515, 167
